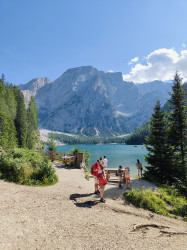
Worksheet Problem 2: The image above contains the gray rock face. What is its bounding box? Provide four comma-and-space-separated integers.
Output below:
19, 66, 172, 136
19, 77, 51, 106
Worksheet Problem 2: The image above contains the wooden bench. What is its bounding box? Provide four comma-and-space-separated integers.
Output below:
106, 169, 125, 182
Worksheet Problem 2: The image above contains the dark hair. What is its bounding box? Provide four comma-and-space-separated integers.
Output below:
137, 159, 140, 163
104, 156, 106, 158
99, 156, 102, 161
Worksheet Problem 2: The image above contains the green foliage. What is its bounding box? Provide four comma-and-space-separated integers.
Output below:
14, 87, 28, 148
70, 146, 91, 167
0, 148, 58, 186
70, 146, 90, 180
46, 134, 57, 151
144, 75, 187, 186
27, 97, 39, 149
0, 78, 40, 150
53, 133, 126, 145
166, 73, 187, 186
124, 187, 187, 219
82, 127, 96, 136
0, 111, 18, 148
144, 101, 173, 184
125, 121, 150, 145
157, 186, 187, 218
124, 189, 169, 216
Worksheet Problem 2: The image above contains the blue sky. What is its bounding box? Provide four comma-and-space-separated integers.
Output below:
0, 0, 187, 84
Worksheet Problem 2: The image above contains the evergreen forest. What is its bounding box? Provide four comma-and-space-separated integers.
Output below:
0, 75, 40, 149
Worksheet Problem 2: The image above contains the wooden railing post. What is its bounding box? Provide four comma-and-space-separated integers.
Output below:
51, 151, 54, 162
77, 153, 84, 168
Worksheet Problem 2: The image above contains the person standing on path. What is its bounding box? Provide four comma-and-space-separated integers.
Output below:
91, 160, 101, 194
136, 159, 142, 178
116, 165, 123, 189
125, 167, 131, 189
103, 155, 108, 171
97, 165, 107, 203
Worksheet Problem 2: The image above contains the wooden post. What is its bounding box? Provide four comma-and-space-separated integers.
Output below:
106, 170, 109, 181
51, 151, 54, 162
77, 153, 84, 168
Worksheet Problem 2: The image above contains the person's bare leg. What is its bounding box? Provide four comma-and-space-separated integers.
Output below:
100, 188, 104, 198
95, 183, 99, 192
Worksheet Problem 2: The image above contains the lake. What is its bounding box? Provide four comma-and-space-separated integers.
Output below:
57, 144, 147, 177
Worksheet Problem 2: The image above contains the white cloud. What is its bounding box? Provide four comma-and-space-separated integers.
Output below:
182, 43, 186, 48
128, 56, 139, 65
123, 48, 187, 83
108, 70, 115, 73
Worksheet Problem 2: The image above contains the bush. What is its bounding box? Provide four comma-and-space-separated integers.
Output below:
124, 188, 187, 220
0, 149, 58, 186
157, 186, 187, 218
124, 189, 169, 216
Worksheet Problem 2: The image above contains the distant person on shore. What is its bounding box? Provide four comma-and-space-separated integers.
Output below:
125, 167, 131, 189
91, 160, 101, 194
116, 165, 123, 189
103, 155, 108, 171
97, 165, 107, 203
136, 159, 142, 178
99, 156, 103, 165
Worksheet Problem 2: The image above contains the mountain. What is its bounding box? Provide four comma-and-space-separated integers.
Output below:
19, 66, 173, 136
19, 77, 51, 106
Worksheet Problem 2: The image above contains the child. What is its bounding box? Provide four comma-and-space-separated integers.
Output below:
125, 167, 131, 189
116, 165, 123, 189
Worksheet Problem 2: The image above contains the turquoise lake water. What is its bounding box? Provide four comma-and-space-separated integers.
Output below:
57, 144, 147, 177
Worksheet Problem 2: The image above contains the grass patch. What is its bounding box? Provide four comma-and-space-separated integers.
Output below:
84, 166, 90, 181
124, 189, 169, 216
124, 188, 187, 220
157, 186, 187, 219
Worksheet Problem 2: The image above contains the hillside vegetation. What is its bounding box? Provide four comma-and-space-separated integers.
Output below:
0, 76, 40, 149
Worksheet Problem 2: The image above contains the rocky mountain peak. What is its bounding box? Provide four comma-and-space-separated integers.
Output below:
19, 67, 173, 136
19, 77, 51, 106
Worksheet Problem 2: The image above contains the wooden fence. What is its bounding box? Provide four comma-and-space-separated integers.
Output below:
35, 150, 76, 166
0, 148, 85, 168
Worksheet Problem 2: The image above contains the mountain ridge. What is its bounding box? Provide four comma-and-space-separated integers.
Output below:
19, 66, 173, 136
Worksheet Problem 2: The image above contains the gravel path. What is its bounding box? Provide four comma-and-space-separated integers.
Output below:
0, 163, 186, 250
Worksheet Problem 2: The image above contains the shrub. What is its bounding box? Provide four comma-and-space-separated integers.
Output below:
0, 149, 58, 186
124, 188, 187, 219
124, 189, 169, 216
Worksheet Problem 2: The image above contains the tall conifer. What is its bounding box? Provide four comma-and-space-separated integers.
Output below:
167, 73, 187, 185
14, 87, 28, 148
27, 96, 39, 149
145, 101, 173, 183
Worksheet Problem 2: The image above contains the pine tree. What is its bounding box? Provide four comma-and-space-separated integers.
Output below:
27, 96, 39, 149
0, 111, 17, 148
1, 73, 5, 84
145, 101, 173, 183
14, 87, 28, 148
47, 134, 57, 152
167, 73, 187, 185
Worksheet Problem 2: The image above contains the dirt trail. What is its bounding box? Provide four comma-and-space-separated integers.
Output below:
0, 163, 186, 250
